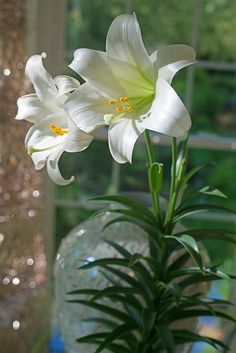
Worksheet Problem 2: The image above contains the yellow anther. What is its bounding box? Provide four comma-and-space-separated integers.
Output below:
108, 100, 116, 105
119, 97, 128, 103
127, 106, 133, 113
116, 106, 123, 112
50, 123, 68, 136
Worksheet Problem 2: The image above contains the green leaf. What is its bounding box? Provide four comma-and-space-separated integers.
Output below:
148, 162, 163, 193
89, 194, 157, 224
167, 308, 236, 324
89, 286, 141, 303
103, 238, 133, 259
174, 203, 236, 222
174, 228, 236, 245
157, 326, 175, 353
67, 300, 131, 322
106, 343, 133, 353
199, 186, 227, 198
173, 329, 229, 350
182, 163, 213, 185
167, 251, 190, 274
94, 321, 138, 353
128, 253, 160, 276
76, 332, 108, 344
142, 309, 156, 340
106, 208, 158, 228
165, 235, 203, 270
99, 267, 140, 289
103, 215, 160, 248
79, 258, 154, 302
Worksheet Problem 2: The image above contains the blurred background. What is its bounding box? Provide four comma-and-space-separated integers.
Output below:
0, 0, 236, 352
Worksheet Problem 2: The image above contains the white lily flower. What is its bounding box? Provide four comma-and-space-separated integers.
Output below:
66, 14, 196, 163
16, 53, 93, 185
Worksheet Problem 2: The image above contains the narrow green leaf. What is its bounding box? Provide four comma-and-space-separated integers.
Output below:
89, 194, 157, 223
104, 238, 132, 258
103, 215, 160, 248
89, 286, 140, 302
142, 309, 156, 340
199, 186, 227, 198
182, 163, 213, 184
167, 252, 190, 274
165, 235, 203, 270
94, 321, 138, 353
76, 332, 108, 344
107, 208, 158, 228
67, 300, 131, 322
173, 329, 229, 350
174, 203, 236, 222
167, 308, 236, 324
157, 326, 175, 353
174, 228, 236, 245
99, 267, 140, 289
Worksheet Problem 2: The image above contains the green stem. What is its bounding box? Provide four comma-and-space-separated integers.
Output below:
164, 137, 177, 230
144, 130, 163, 226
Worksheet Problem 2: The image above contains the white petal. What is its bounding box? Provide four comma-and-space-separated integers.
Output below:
151, 45, 196, 83
107, 57, 154, 97
141, 79, 191, 137
25, 114, 67, 150
108, 118, 144, 164
46, 147, 75, 185
65, 83, 110, 133
106, 14, 154, 82
25, 53, 58, 105
31, 147, 59, 170
69, 49, 123, 97
54, 75, 80, 96
15, 93, 51, 123
64, 118, 93, 152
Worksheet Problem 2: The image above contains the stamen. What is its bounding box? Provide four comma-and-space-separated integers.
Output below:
127, 106, 133, 113
50, 123, 68, 136
116, 106, 123, 112
120, 97, 128, 103
108, 100, 116, 105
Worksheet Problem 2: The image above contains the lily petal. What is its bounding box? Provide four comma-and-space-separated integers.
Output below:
108, 118, 144, 163
106, 14, 154, 82
54, 75, 81, 97
151, 45, 196, 83
46, 147, 75, 185
69, 49, 123, 97
64, 118, 93, 153
25, 114, 67, 150
16, 93, 51, 123
25, 53, 58, 106
65, 83, 110, 133
108, 56, 154, 97
141, 78, 191, 137
31, 147, 59, 170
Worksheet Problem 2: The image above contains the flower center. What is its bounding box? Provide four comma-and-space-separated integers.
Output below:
104, 94, 154, 125
50, 123, 68, 136
108, 97, 134, 113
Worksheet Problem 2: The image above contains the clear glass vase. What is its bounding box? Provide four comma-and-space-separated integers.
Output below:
54, 210, 149, 353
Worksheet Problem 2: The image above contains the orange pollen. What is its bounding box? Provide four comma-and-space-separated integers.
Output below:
50, 123, 68, 136
116, 106, 123, 112
119, 97, 128, 103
